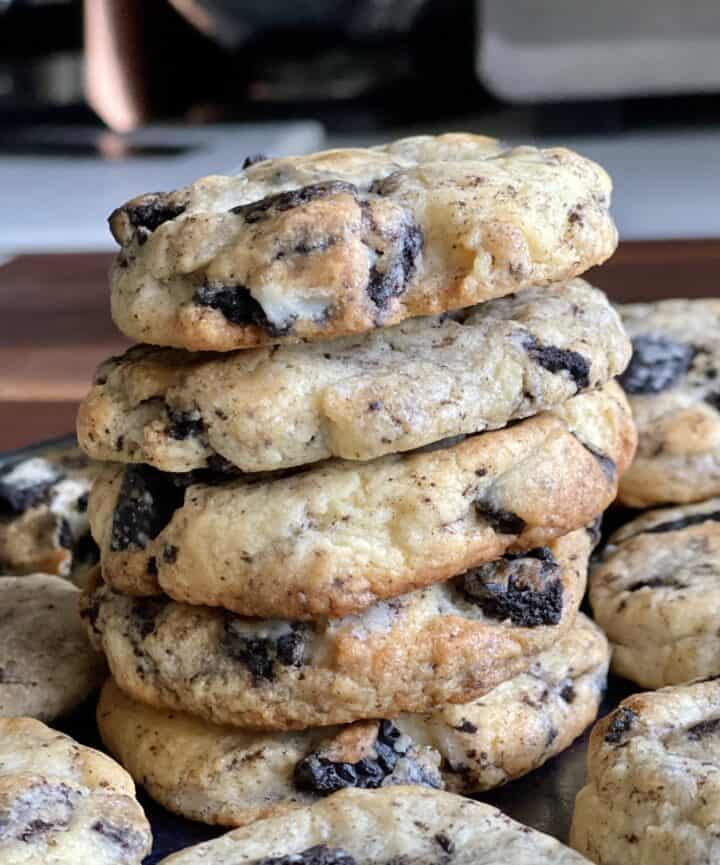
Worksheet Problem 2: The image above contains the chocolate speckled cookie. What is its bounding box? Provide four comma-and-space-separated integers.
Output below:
0, 574, 106, 721
79, 280, 630, 472
95, 614, 606, 826
109, 133, 617, 351
399, 613, 608, 794
97, 679, 443, 827
82, 529, 591, 730
617, 299, 720, 507
0, 716, 151, 864
571, 678, 720, 865
0, 445, 100, 583
156, 786, 591, 865
88, 383, 635, 616
590, 497, 720, 688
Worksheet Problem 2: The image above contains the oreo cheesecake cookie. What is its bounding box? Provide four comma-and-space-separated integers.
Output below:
79, 279, 630, 473
617, 299, 720, 507
109, 133, 617, 351
0, 716, 151, 864
0, 445, 100, 583
155, 786, 591, 865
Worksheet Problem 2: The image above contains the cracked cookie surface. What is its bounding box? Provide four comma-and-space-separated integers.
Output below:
0, 445, 101, 583
617, 299, 720, 507
95, 614, 606, 825
79, 280, 630, 472
0, 716, 151, 864
0, 575, 105, 721
82, 529, 590, 729
591, 497, 720, 687
109, 133, 617, 351
88, 383, 635, 617
571, 678, 720, 865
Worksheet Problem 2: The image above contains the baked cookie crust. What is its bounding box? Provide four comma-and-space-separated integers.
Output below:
109, 133, 617, 351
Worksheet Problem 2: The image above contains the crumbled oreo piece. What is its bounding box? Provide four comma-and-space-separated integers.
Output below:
80, 590, 102, 637
232, 181, 358, 224
641, 509, 720, 536
91, 819, 147, 854
162, 544, 178, 564
0, 457, 63, 514
523, 334, 590, 390
575, 438, 616, 482
619, 334, 694, 394
294, 721, 416, 795
368, 172, 402, 197
223, 619, 310, 683
458, 547, 563, 626
131, 596, 170, 640
110, 465, 186, 551
626, 576, 683, 592
687, 718, 720, 740
474, 500, 526, 535
193, 283, 292, 336
166, 408, 205, 440
604, 707, 638, 744
241, 153, 268, 169
706, 391, 720, 411
560, 683, 576, 703
257, 847, 356, 865
435, 833, 455, 854
366, 216, 423, 309
112, 193, 186, 235
6, 782, 76, 842
57, 518, 74, 550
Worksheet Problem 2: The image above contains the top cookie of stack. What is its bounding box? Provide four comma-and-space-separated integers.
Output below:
107, 133, 617, 351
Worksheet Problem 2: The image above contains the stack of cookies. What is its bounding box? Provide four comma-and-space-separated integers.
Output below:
76, 133, 636, 827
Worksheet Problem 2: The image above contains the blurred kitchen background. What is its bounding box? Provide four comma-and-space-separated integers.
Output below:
1, 0, 720, 447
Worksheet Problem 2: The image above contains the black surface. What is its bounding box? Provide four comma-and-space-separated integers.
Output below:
2, 435, 642, 862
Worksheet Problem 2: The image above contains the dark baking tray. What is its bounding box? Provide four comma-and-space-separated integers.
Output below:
1, 435, 638, 864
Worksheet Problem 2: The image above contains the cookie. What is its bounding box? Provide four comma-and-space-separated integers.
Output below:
79, 279, 630, 473
399, 612, 609, 793
617, 299, 720, 507
0, 445, 100, 582
97, 679, 443, 827
0, 574, 106, 721
156, 785, 591, 864
89, 382, 635, 616
82, 528, 591, 730
109, 133, 617, 352
571, 678, 720, 865
95, 614, 606, 826
0, 716, 151, 864
590, 497, 720, 688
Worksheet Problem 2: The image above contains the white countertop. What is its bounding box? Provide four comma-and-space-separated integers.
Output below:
1, 119, 718, 253
0, 122, 324, 255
